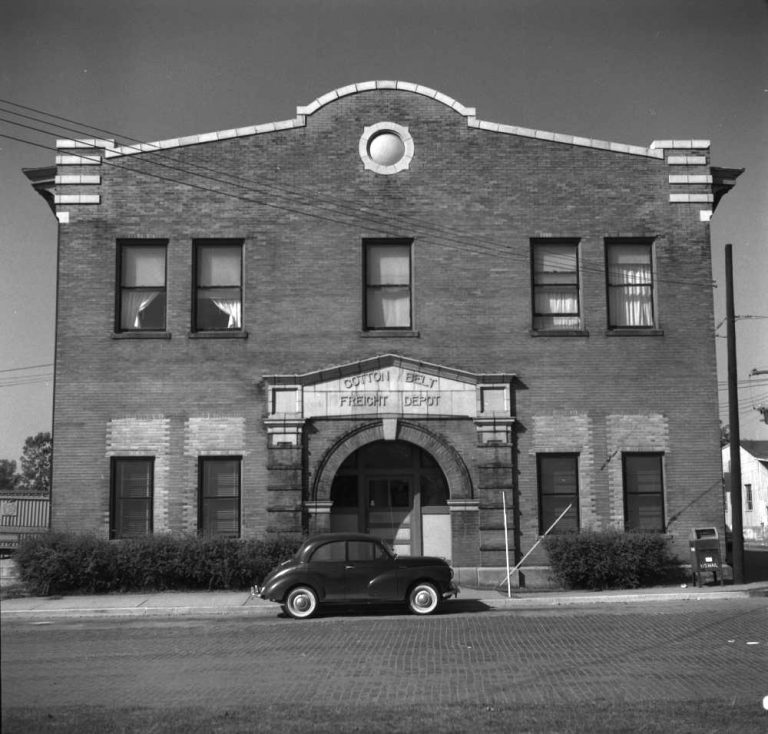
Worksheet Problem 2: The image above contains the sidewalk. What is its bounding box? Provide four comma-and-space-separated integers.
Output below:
2, 581, 766, 621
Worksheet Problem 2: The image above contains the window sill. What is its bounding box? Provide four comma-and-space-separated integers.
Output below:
112, 331, 171, 340
606, 328, 664, 337
529, 329, 589, 337
361, 329, 420, 338
188, 331, 249, 339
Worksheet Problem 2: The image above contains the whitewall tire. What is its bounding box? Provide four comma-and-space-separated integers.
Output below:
408, 582, 440, 615
284, 586, 318, 619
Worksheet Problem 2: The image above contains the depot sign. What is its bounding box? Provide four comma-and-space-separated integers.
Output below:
302, 365, 471, 417
265, 355, 514, 421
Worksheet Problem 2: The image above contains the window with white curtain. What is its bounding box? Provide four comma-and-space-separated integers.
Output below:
606, 241, 655, 328
194, 241, 243, 331
532, 240, 580, 330
364, 240, 412, 329
118, 241, 167, 331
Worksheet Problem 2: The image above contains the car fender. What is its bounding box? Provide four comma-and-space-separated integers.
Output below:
262, 571, 329, 602
397, 566, 451, 596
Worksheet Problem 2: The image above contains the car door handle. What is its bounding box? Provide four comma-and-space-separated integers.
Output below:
345, 565, 354, 569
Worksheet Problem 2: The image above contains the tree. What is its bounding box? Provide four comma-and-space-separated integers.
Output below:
0, 459, 20, 492
19, 432, 52, 495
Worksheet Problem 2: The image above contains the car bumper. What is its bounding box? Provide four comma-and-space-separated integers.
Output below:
443, 581, 460, 599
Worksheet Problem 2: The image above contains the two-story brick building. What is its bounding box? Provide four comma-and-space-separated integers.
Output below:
25, 81, 741, 586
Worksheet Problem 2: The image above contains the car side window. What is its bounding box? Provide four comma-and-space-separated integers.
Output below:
311, 541, 346, 562
348, 541, 376, 562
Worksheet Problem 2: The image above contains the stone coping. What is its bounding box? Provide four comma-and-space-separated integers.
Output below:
54, 81, 709, 161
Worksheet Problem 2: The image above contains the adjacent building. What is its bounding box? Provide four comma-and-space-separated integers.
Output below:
723, 441, 768, 544
25, 81, 741, 586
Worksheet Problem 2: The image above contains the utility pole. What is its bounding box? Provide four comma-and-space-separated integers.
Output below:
726, 244, 744, 584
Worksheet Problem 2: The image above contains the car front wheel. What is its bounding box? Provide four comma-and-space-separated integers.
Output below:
284, 586, 318, 619
408, 582, 440, 615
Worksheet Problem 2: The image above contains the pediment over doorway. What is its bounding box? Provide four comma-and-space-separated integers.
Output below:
264, 354, 516, 421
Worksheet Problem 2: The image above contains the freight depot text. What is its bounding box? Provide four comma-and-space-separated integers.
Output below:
337, 393, 441, 408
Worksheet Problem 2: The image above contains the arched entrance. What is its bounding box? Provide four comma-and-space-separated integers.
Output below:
329, 441, 450, 557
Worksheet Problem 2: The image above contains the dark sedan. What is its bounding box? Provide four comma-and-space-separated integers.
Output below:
255, 532, 459, 618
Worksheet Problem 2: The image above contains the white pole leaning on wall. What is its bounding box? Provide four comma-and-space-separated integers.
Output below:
503, 491, 511, 598
497, 503, 573, 590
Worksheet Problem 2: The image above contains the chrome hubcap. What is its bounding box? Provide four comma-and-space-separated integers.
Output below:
415, 590, 432, 608
294, 594, 310, 611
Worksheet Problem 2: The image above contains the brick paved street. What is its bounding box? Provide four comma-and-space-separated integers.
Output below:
3, 599, 766, 717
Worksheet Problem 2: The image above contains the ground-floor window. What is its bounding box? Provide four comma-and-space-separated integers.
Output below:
537, 454, 579, 533
199, 457, 241, 537
623, 453, 665, 531
111, 457, 153, 539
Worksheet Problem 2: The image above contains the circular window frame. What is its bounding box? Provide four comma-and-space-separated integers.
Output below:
359, 122, 414, 175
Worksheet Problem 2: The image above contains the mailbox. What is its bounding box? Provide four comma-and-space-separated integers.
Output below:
689, 527, 724, 587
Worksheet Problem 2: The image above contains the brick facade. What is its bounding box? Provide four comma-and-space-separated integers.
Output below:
27, 82, 740, 586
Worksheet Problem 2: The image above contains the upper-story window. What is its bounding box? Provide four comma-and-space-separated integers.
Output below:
118, 240, 167, 331
364, 239, 412, 330
531, 240, 581, 331
606, 241, 654, 328
194, 240, 243, 331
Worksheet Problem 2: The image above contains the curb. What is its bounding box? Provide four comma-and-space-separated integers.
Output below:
2, 586, 765, 621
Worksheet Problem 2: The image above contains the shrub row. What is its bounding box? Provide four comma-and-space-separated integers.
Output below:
14, 533, 301, 596
543, 530, 679, 590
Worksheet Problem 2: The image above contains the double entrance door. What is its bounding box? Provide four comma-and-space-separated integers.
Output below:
366, 476, 416, 556
329, 441, 450, 557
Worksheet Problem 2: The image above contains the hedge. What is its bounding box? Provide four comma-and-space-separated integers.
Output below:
14, 533, 301, 596
543, 530, 679, 590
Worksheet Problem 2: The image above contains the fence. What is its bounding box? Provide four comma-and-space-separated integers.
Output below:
0, 496, 50, 553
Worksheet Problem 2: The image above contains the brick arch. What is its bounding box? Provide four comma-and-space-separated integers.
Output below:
312, 420, 473, 501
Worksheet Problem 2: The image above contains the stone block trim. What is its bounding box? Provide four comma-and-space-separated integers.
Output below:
668, 175, 713, 184
54, 194, 100, 205
55, 154, 102, 165
605, 413, 670, 529
667, 155, 708, 165
183, 417, 246, 456
650, 139, 711, 150
55, 175, 102, 185
56, 139, 115, 149
54, 140, 108, 215
669, 193, 714, 203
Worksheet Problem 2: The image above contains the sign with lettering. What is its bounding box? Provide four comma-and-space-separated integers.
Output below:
301, 366, 478, 418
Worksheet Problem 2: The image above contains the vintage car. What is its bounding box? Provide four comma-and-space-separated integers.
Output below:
255, 532, 459, 618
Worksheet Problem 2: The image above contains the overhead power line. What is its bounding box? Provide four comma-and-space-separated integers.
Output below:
0, 363, 54, 373
0, 98, 723, 289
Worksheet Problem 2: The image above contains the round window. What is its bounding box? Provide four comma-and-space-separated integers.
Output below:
368, 132, 406, 166
359, 122, 414, 175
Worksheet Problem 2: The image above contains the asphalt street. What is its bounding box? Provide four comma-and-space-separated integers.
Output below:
3, 598, 766, 715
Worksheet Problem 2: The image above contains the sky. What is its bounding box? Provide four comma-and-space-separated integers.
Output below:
1, 0, 767, 463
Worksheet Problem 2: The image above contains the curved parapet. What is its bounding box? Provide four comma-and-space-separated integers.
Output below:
95, 80, 700, 161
